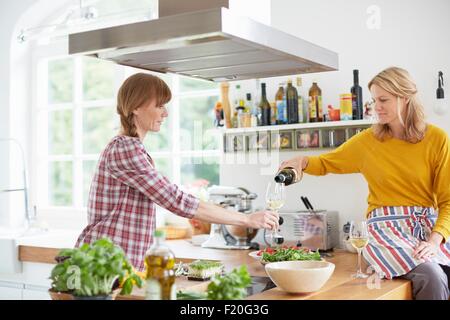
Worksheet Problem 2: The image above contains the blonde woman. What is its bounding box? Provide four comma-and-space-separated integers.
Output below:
279, 67, 450, 300
76, 73, 279, 271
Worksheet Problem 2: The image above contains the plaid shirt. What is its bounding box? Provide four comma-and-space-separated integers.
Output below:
75, 135, 199, 271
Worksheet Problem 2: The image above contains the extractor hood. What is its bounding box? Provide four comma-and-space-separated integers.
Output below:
69, 1, 338, 82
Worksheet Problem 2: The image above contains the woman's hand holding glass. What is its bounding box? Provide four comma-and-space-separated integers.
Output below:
265, 182, 285, 247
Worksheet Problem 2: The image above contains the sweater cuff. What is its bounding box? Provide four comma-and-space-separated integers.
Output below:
432, 225, 450, 243
304, 156, 323, 175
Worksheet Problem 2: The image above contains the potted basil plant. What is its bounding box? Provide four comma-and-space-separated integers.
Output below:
49, 238, 143, 300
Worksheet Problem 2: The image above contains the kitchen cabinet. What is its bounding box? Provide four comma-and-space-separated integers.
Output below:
22, 285, 50, 300
16, 241, 412, 300
0, 281, 23, 300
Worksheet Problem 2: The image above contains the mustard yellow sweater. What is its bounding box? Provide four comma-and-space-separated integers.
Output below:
304, 124, 450, 241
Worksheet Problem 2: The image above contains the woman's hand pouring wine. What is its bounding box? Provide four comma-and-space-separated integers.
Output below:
279, 156, 309, 173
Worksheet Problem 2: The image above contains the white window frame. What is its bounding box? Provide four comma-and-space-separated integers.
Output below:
31, 40, 221, 228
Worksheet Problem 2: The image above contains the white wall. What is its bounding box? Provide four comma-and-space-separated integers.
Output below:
0, 0, 72, 227
0, 0, 36, 227
220, 0, 450, 243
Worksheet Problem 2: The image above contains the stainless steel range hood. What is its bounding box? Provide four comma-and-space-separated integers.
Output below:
69, 1, 338, 82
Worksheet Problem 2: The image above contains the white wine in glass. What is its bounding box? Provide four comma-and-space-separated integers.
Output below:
349, 220, 369, 279
265, 182, 285, 247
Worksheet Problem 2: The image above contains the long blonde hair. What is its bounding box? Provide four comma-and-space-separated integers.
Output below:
368, 67, 426, 143
117, 73, 171, 137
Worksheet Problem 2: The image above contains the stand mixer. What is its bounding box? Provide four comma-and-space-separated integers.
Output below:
201, 186, 260, 250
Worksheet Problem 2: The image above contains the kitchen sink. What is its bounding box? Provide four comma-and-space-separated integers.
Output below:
0, 227, 79, 274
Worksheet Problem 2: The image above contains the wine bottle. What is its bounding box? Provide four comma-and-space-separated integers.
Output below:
286, 79, 299, 124
351, 69, 363, 120
259, 83, 271, 126
275, 84, 286, 125
274, 167, 302, 186
308, 81, 323, 122
295, 77, 306, 123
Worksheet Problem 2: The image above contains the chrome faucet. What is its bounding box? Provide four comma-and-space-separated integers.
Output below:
0, 138, 35, 227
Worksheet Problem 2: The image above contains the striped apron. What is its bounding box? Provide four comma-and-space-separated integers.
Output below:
362, 206, 450, 280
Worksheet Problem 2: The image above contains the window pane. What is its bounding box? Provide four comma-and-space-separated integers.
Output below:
48, 59, 73, 104
48, 110, 73, 155
153, 158, 172, 181
180, 76, 218, 92
143, 120, 171, 152
48, 161, 72, 206
82, 57, 115, 101
180, 157, 220, 186
83, 107, 118, 154
83, 160, 97, 206
179, 96, 220, 151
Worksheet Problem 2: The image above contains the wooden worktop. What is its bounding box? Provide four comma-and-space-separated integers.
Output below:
18, 240, 412, 300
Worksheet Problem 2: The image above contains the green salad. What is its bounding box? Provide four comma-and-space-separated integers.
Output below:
261, 247, 321, 263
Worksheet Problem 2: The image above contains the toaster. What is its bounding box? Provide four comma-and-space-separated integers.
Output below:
277, 210, 340, 251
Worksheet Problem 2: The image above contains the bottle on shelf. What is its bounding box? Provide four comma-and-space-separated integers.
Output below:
231, 110, 239, 128
246, 93, 258, 127
145, 230, 176, 300
245, 93, 256, 127
275, 84, 287, 125
295, 77, 306, 123
220, 82, 232, 128
351, 69, 363, 120
270, 102, 277, 125
274, 167, 302, 186
286, 79, 299, 124
236, 102, 245, 128
259, 82, 271, 126
213, 101, 224, 127
340, 93, 353, 120
308, 81, 323, 122
234, 84, 245, 108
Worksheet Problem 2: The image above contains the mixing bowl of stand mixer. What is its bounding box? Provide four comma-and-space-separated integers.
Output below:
204, 186, 260, 250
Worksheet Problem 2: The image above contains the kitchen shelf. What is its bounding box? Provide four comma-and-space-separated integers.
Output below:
221, 119, 375, 153
221, 119, 374, 134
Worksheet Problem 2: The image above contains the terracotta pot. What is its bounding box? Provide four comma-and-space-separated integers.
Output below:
48, 290, 75, 300
48, 288, 121, 300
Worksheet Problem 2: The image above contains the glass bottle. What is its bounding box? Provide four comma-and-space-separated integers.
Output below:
144, 230, 176, 300
259, 83, 271, 126
274, 166, 302, 186
295, 77, 306, 123
286, 79, 299, 124
351, 69, 363, 120
275, 84, 286, 125
308, 81, 323, 122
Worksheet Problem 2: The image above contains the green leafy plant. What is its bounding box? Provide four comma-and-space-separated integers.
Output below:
176, 265, 251, 300
49, 238, 143, 297
206, 265, 252, 300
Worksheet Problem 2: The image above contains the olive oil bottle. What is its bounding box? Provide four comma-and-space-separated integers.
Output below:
144, 230, 176, 300
308, 81, 323, 122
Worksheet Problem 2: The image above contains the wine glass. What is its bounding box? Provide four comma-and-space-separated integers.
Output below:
265, 181, 285, 247
348, 220, 369, 279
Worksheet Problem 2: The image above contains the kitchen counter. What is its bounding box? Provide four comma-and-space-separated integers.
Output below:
18, 239, 412, 300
